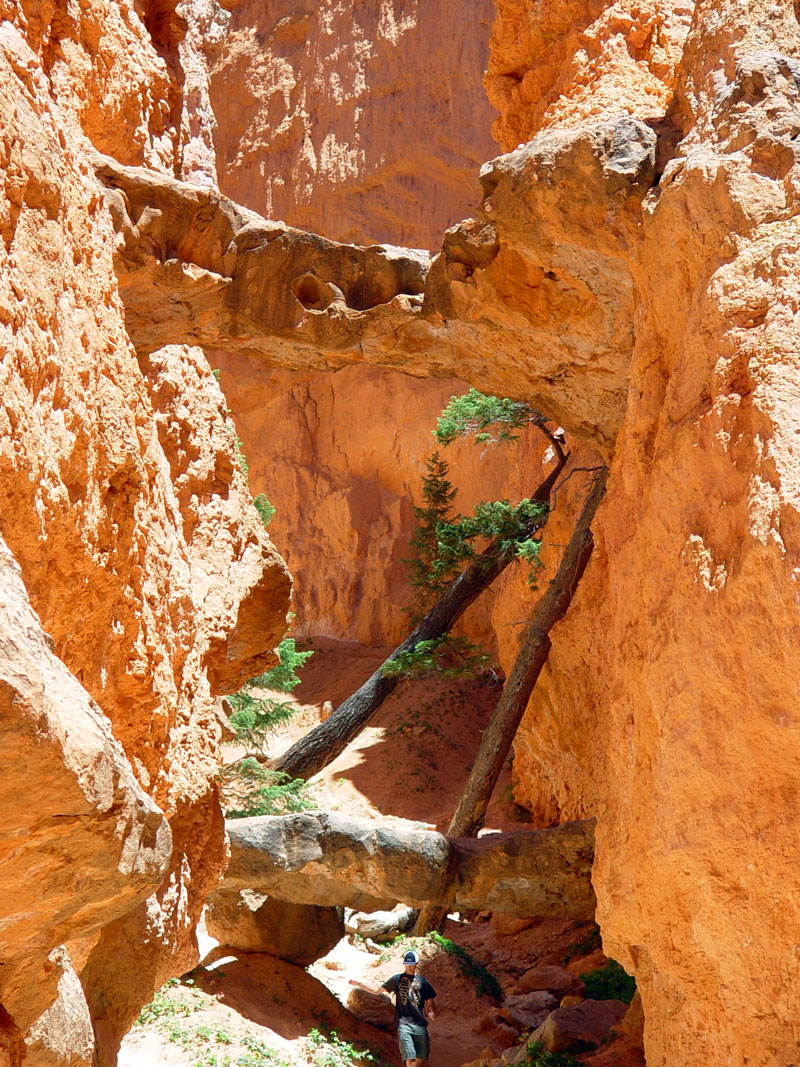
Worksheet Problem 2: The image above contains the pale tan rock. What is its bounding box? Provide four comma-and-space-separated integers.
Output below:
346, 987, 395, 1031
210, 0, 497, 249
222, 813, 595, 919
204, 890, 344, 965
25, 949, 94, 1067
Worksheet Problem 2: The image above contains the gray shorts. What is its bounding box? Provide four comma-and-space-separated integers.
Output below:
397, 1021, 430, 1062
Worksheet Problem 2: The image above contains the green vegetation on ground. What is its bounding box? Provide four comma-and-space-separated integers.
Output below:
427, 930, 502, 999
306, 1029, 376, 1067
515, 1041, 582, 1067
221, 637, 315, 817
579, 958, 637, 1005
135, 982, 388, 1067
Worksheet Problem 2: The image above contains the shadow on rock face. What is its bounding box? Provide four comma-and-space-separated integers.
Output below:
193, 950, 393, 1055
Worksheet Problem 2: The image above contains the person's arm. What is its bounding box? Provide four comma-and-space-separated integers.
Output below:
423, 981, 437, 1020
348, 978, 391, 997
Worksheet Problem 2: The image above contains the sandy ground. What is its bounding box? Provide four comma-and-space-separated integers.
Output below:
120, 638, 643, 1067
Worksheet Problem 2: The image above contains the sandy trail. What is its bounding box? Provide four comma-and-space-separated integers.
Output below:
121, 639, 641, 1067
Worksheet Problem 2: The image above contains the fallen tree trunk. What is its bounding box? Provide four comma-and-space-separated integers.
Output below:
414, 466, 608, 934
270, 451, 567, 782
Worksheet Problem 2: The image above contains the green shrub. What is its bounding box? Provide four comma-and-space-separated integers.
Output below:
428, 931, 501, 999
253, 493, 276, 527
222, 638, 315, 818
515, 1041, 581, 1067
221, 761, 314, 818
306, 1028, 375, 1067
580, 959, 636, 1005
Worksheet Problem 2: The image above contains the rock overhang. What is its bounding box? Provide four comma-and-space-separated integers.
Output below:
97, 114, 660, 456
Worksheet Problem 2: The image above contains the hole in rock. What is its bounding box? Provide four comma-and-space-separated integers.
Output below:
292, 273, 334, 311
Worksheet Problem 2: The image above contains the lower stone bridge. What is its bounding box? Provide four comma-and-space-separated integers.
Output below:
220, 811, 596, 920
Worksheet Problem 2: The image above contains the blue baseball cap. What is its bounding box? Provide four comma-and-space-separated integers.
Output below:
403, 950, 419, 966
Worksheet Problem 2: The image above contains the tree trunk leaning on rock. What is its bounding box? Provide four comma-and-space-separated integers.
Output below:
270, 448, 568, 783
414, 466, 608, 935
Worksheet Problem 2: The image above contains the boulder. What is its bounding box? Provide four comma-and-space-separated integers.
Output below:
345, 905, 417, 943
530, 999, 629, 1053
478, 1009, 517, 1048
223, 813, 449, 912
449, 823, 597, 920
516, 965, 585, 999
490, 916, 537, 937
559, 995, 584, 1008
204, 890, 344, 966
346, 987, 395, 1030
500, 992, 557, 1030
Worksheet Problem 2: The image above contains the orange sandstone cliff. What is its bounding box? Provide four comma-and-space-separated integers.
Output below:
205, 2, 800, 1064
0, 4, 290, 1065
3, 2, 800, 1067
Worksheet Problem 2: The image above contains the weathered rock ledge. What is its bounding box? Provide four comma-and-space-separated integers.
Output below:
221, 812, 597, 920
96, 113, 657, 452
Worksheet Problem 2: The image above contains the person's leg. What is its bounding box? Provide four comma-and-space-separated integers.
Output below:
412, 1026, 430, 1066
398, 1025, 417, 1067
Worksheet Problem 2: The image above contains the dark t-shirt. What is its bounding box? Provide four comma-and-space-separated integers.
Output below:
382, 973, 437, 1028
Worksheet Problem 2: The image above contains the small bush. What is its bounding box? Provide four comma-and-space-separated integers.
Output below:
306, 1028, 375, 1067
516, 1041, 581, 1067
428, 931, 501, 999
222, 638, 315, 818
134, 979, 201, 1027
580, 959, 636, 1005
237, 1036, 290, 1067
222, 761, 314, 818
253, 493, 276, 527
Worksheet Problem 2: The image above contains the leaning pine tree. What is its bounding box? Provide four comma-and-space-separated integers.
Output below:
270, 390, 567, 782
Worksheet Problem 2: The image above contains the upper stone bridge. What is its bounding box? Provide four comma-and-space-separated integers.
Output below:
96, 115, 658, 455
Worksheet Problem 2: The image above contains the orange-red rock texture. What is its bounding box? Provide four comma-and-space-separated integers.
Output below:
497, 3, 800, 1066
209, 0, 497, 249
211, 2, 800, 1065
485, 0, 694, 151
0, 4, 290, 1065
6, 2, 800, 1067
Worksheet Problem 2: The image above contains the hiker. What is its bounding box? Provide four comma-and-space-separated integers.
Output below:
349, 948, 437, 1066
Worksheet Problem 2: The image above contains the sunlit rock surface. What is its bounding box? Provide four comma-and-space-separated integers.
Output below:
209, 0, 497, 249
0, 7, 291, 1063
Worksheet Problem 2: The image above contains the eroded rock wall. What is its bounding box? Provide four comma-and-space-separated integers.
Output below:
211, 356, 560, 650
209, 0, 497, 249
485, 0, 694, 151
501, 2, 800, 1065
0, 6, 290, 1064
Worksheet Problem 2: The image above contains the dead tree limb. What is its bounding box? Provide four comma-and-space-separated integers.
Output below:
270, 448, 568, 783
414, 465, 608, 934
